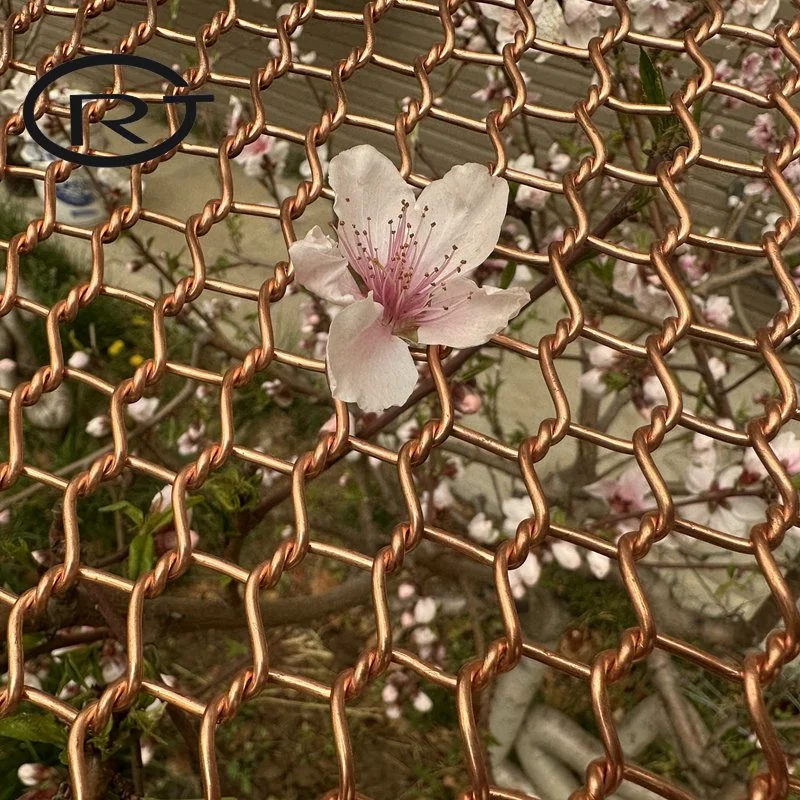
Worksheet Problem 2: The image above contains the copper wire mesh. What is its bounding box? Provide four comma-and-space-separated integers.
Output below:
1, 0, 800, 798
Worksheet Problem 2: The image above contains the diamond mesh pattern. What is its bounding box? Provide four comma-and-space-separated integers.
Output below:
1, 1, 800, 798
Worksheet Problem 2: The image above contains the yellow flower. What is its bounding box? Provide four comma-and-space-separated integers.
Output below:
129, 354, 144, 367
107, 339, 125, 357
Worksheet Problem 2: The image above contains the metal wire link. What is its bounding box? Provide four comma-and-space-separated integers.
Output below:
2, 0, 800, 798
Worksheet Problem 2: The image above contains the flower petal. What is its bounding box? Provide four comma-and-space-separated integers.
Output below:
414, 163, 508, 274
326, 295, 418, 412
289, 225, 361, 304
551, 540, 581, 570
328, 145, 414, 260
416, 280, 528, 348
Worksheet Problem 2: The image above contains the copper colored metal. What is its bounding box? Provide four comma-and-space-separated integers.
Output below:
1, 0, 800, 799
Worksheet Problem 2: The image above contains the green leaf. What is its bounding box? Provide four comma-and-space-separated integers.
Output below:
604, 371, 630, 391
128, 532, 155, 580
100, 500, 144, 527
140, 495, 203, 536
0, 712, 67, 746
499, 260, 517, 289
587, 259, 614, 287
638, 48, 669, 139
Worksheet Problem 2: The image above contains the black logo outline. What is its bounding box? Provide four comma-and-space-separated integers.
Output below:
22, 54, 213, 168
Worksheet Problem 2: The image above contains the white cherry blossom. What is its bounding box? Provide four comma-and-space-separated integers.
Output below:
468, 511, 500, 544
682, 448, 765, 536
508, 552, 541, 598
579, 343, 620, 397
501, 495, 534, 536
508, 153, 550, 210
700, 295, 734, 328
289, 145, 528, 412
68, 350, 91, 369
561, 0, 614, 47
413, 690, 433, 713
482, 0, 566, 46
551, 540, 581, 570
728, 0, 779, 30
413, 597, 437, 624
85, 415, 111, 438
628, 0, 689, 36
128, 396, 159, 424
586, 550, 611, 579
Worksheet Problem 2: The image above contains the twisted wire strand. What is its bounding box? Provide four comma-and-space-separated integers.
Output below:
1, 0, 800, 798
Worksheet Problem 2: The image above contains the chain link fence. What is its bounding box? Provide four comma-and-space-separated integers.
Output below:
1, 0, 800, 798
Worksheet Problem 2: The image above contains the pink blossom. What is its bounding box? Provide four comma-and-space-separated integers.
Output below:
743, 179, 772, 202
288, 145, 528, 412
452, 382, 482, 414
709, 124, 725, 140
227, 96, 289, 180
678, 252, 707, 285
612, 262, 675, 318
471, 67, 507, 104
714, 60, 733, 82
747, 113, 777, 150
382, 683, 399, 704
743, 431, 800, 480
397, 582, 416, 600
701, 294, 734, 328
586, 464, 651, 531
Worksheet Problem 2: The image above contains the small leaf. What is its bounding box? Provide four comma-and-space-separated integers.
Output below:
638, 48, 669, 139
128, 532, 155, 579
0, 712, 67, 746
100, 500, 144, 527
499, 260, 518, 289
604, 371, 630, 391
